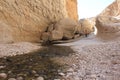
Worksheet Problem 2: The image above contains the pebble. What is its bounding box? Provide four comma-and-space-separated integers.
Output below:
0, 66, 5, 69
0, 73, 7, 79
58, 72, 65, 76
67, 68, 74, 72
32, 70, 37, 74
36, 76, 44, 80
54, 79, 61, 80
8, 78, 16, 80
35, 74, 39, 77
8, 71, 12, 74
16, 76, 24, 80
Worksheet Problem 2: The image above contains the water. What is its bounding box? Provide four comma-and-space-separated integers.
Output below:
0, 45, 75, 80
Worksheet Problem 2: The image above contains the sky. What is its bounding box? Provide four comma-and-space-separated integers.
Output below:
77, 0, 115, 19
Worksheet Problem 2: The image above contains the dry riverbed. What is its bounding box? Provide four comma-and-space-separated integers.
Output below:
0, 35, 120, 80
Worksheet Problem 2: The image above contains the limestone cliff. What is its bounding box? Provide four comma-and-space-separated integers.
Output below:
100, 0, 120, 17
66, 0, 78, 21
0, 0, 78, 43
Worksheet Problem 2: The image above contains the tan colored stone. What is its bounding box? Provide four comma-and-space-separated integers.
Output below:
47, 24, 55, 32
41, 32, 50, 42
96, 16, 120, 40
100, 0, 120, 17
79, 19, 94, 35
0, 0, 78, 43
66, 0, 78, 21
49, 30, 63, 41
55, 18, 78, 40
0, 21, 13, 43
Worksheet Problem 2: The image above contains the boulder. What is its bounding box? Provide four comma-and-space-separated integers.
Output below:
49, 30, 63, 41
79, 19, 94, 35
41, 32, 50, 42
54, 18, 78, 39
96, 16, 120, 40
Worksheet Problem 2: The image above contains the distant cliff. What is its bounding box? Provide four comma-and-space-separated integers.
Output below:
100, 0, 120, 17
0, 0, 78, 43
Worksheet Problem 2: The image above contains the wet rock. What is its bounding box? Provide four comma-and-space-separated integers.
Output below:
0, 73, 7, 79
16, 76, 24, 80
0, 65, 5, 69
8, 78, 16, 80
8, 71, 12, 74
36, 76, 44, 80
54, 79, 61, 80
32, 70, 37, 74
58, 72, 65, 76
34, 74, 39, 77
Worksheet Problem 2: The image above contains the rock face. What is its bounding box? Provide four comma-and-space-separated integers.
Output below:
66, 0, 78, 21
0, 0, 78, 43
96, 16, 120, 40
41, 18, 95, 43
100, 0, 120, 17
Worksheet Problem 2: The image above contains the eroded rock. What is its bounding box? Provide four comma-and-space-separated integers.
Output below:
0, 0, 78, 43
79, 19, 94, 35
96, 16, 120, 40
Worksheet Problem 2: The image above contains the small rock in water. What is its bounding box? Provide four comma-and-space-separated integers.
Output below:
16, 76, 24, 80
67, 68, 74, 72
58, 72, 65, 76
54, 79, 61, 80
36, 76, 44, 80
32, 70, 37, 74
0, 73, 7, 79
8, 78, 16, 80
34, 74, 39, 77
8, 71, 12, 74
0, 66, 5, 69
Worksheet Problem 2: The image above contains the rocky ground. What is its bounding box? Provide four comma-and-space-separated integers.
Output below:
0, 34, 120, 80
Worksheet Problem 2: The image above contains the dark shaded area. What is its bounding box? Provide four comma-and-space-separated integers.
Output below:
0, 45, 75, 80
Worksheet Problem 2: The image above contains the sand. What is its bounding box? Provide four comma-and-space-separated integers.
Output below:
0, 42, 41, 58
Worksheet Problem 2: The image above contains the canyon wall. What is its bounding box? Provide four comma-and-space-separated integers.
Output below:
100, 0, 120, 17
0, 0, 78, 43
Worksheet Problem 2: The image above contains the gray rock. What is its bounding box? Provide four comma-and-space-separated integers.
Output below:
54, 79, 61, 80
32, 70, 37, 74
16, 76, 24, 80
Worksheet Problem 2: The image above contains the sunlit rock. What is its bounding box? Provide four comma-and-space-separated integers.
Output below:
0, 0, 78, 43
96, 16, 120, 40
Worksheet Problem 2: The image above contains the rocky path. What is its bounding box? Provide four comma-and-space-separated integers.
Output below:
53, 36, 120, 80
0, 35, 120, 80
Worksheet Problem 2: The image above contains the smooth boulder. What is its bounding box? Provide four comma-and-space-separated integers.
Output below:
96, 16, 120, 40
